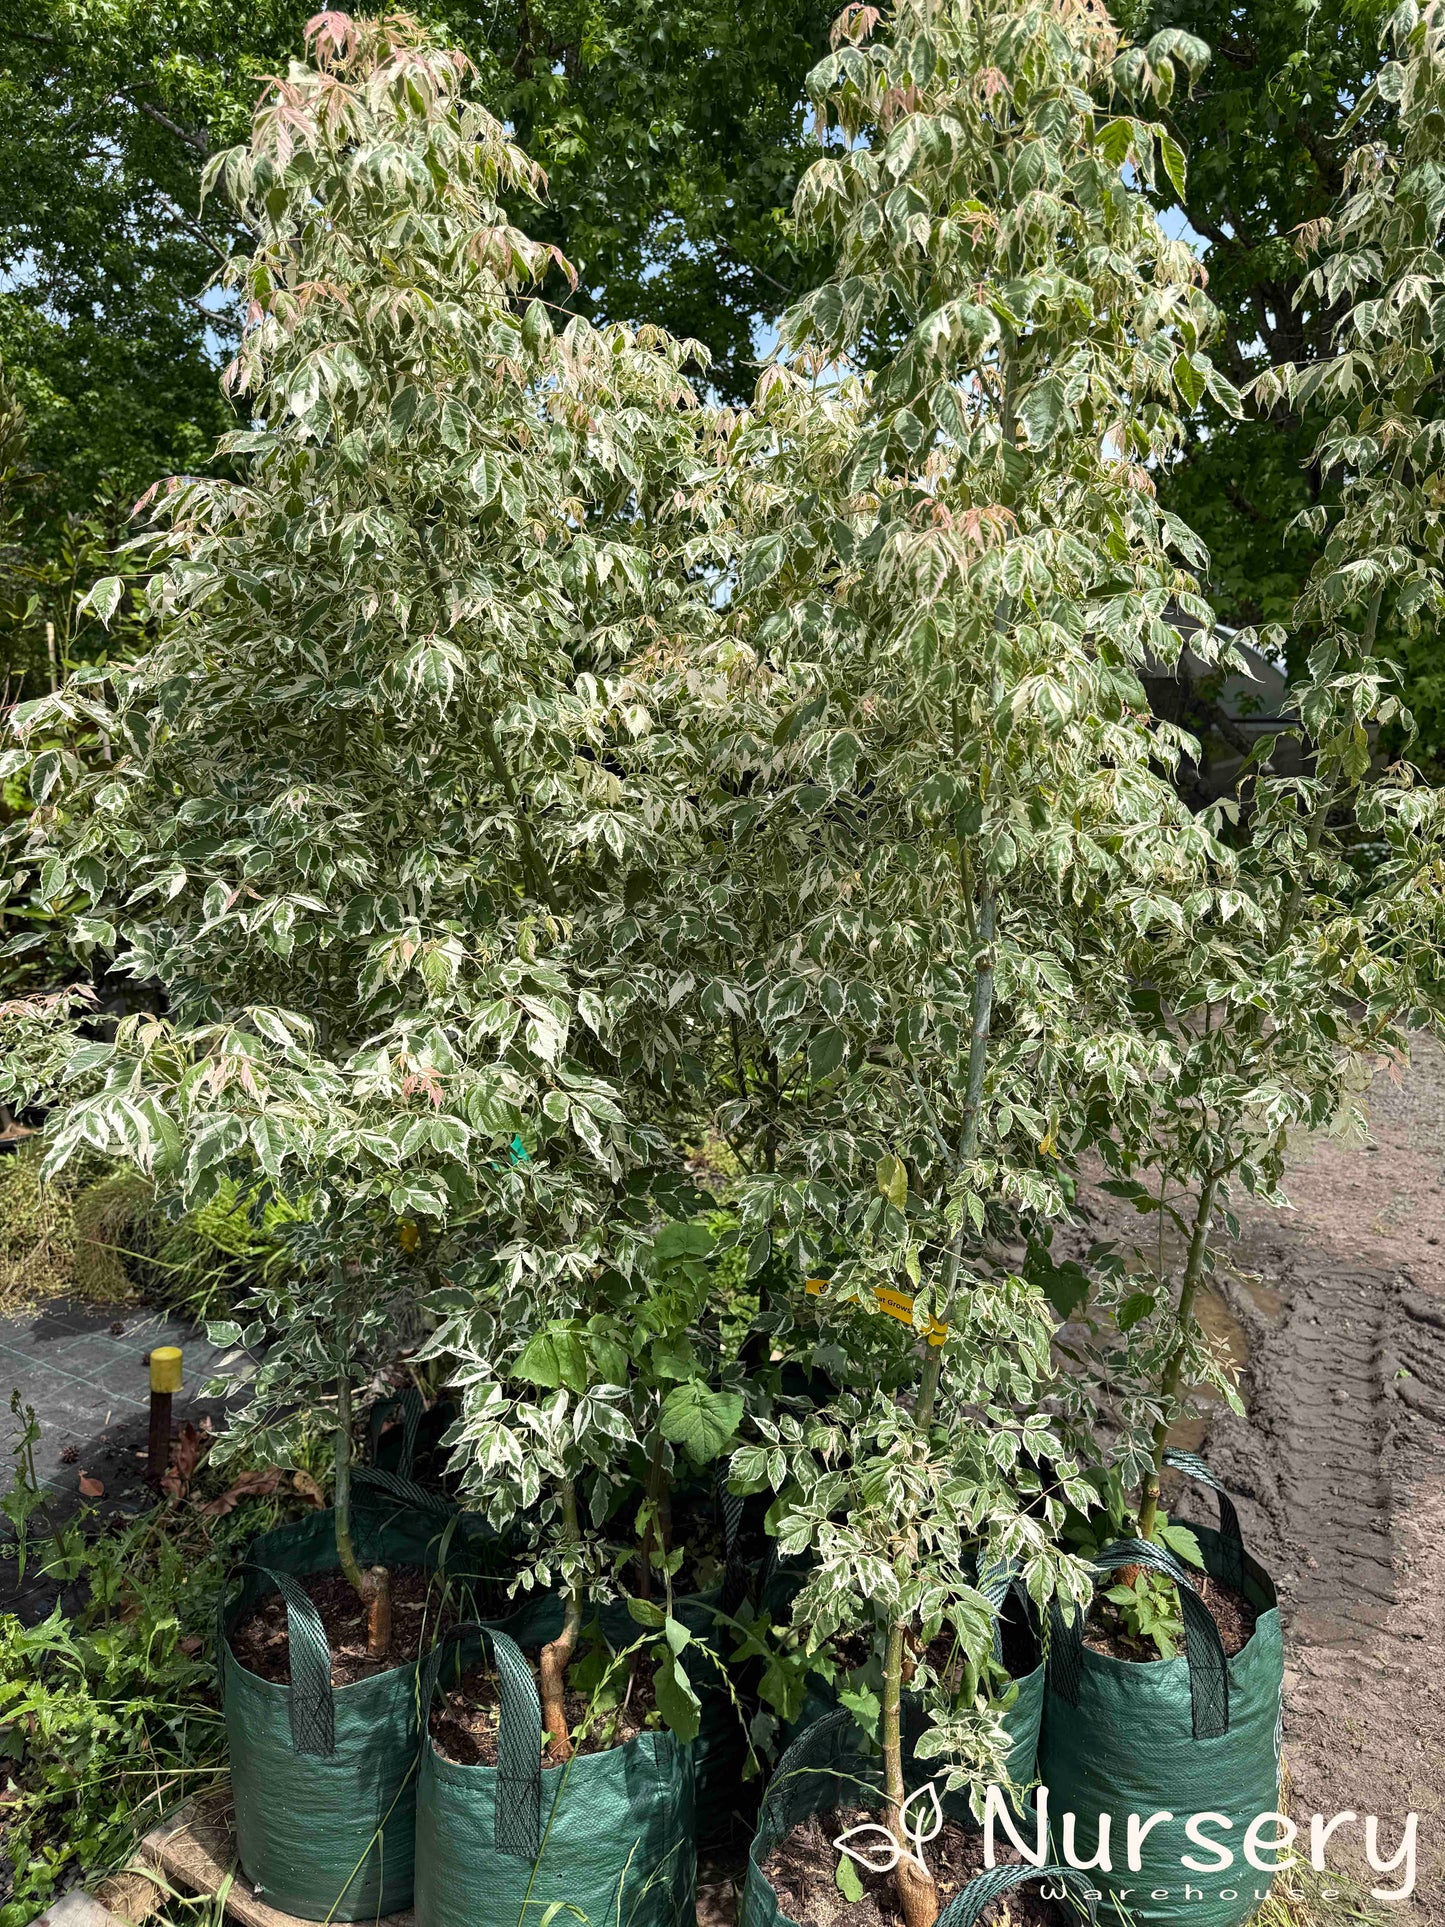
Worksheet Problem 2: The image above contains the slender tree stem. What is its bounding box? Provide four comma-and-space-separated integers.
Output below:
915, 884, 995, 1430
365, 1565, 392, 1660
1272, 770, 1338, 951
333, 1369, 368, 1601
919, 336, 1013, 1429
884, 1615, 938, 1927
1137, 1167, 1222, 1541
637, 1431, 672, 1599
728, 1010, 750, 1107
882, 1617, 906, 1819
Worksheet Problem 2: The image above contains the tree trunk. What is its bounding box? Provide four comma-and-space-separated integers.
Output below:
1137, 1169, 1221, 1543
915, 886, 995, 1432
538, 1478, 583, 1760
364, 1565, 391, 1660
333, 1372, 370, 1604
883, 1620, 938, 1927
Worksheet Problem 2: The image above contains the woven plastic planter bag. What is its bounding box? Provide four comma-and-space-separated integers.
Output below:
740, 1709, 1099, 1927
602, 1473, 759, 1848
776, 1563, 1044, 1814
414, 1621, 697, 1927
1038, 1454, 1285, 1927
219, 1471, 561, 1922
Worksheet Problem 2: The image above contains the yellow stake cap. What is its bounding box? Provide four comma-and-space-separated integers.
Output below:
149, 1346, 183, 1394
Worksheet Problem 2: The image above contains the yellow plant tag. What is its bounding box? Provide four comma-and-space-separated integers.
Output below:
805, 1277, 947, 1346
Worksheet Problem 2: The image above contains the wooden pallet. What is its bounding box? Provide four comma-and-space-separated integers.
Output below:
97, 1791, 413, 1927
87, 1787, 739, 1927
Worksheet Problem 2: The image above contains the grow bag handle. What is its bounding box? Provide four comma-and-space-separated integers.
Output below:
352, 1462, 457, 1521
1048, 1538, 1230, 1741
717, 1467, 752, 1615
935, 1864, 1099, 1927
1162, 1449, 1245, 1590
417, 1620, 542, 1862
220, 1562, 339, 1758
368, 1385, 425, 1478
978, 1557, 1028, 1668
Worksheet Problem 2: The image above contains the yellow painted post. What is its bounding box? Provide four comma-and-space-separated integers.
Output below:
147, 1346, 182, 1482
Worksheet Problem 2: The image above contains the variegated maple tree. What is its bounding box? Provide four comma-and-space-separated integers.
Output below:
0, 13, 735, 1680
1093, 0, 1445, 1546
640, 1, 1249, 1916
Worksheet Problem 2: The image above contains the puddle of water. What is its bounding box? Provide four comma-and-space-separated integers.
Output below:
1237, 1273, 1286, 1324
1167, 1411, 1211, 1453
1195, 1284, 1250, 1376
1167, 1285, 1250, 1452
1103, 1187, 1267, 1449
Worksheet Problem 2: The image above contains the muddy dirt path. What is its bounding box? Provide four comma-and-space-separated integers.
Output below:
1081, 1038, 1445, 1921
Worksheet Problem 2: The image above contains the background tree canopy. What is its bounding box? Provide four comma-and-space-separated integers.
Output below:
2, 0, 1439, 762
1139, 0, 1395, 629
0, 0, 832, 512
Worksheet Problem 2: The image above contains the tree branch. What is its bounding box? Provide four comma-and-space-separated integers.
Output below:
156, 190, 230, 263
128, 94, 211, 157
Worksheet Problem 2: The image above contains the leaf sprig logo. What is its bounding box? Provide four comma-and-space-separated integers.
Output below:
834, 1783, 945, 1876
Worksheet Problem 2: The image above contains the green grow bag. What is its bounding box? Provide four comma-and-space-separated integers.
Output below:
600, 1579, 752, 1846
740, 1708, 1099, 1927
414, 1621, 697, 1927
777, 1564, 1044, 1811
1038, 1454, 1284, 1927
220, 1473, 561, 1922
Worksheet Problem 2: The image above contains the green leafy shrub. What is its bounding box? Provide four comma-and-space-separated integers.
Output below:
0, 1485, 294, 1925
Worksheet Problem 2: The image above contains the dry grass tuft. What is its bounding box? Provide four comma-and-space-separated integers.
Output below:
1252, 1859, 1397, 1927
0, 1140, 151, 1315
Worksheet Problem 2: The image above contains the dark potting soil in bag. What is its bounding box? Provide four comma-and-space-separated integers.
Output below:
1037, 1454, 1285, 1927
414, 1621, 697, 1927
220, 1471, 562, 1921
741, 1708, 1099, 1927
